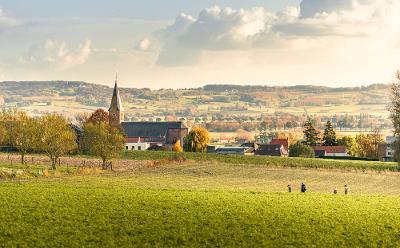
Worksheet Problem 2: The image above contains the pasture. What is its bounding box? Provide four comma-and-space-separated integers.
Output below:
1, 156, 400, 247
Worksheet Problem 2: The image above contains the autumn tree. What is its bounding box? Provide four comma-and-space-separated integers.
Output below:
87, 109, 109, 125
302, 121, 321, 146
83, 122, 125, 169
337, 136, 356, 157
0, 109, 18, 147
370, 127, 384, 159
12, 112, 39, 164
37, 114, 77, 169
354, 132, 383, 159
184, 126, 210, 152
172, 140, 183, 153
0, 110, 39, 163
322, 121, 337, 146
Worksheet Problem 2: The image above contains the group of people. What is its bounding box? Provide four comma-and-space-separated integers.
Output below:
287, 183, 350, 195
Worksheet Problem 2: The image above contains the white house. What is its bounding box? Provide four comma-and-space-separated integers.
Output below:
125, 137, 153, 151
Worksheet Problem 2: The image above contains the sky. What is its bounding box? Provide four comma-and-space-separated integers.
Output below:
0, 0, 400, 89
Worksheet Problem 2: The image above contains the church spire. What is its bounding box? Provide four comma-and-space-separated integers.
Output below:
109, 72, 124, 112
109, 73, 124, 126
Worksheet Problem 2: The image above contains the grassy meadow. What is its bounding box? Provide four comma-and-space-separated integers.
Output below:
122, 150, 399, 172
1, 154, 400, 247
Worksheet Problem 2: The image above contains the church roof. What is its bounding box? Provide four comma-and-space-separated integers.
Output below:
108, 75, 124, 112
121, 122, 187, 138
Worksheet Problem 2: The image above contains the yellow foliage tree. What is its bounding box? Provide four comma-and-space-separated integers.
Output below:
37, 114, 77, 169
83, 122, 125, 169
184, 126, 210, 152
172, 140, 183, 152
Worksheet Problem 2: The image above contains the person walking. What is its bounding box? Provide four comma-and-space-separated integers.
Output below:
344, 185, 350, 195
288, 184, 292, 193
301, 182, 307, 193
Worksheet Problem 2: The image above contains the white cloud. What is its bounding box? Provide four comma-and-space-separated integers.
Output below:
24, 39, 92, 70
153, 0, 400, 65
0, 7, 18, 29
138, 37, 152, 51
158, 6, 274, 50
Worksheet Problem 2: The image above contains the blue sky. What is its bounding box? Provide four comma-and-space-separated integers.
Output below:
0, 0, 399, 89
0, 0, 300, 19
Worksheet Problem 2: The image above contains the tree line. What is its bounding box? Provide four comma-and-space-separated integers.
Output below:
0, 109, 126, 169
0, 108, 212, 169
289, 120, 384, 159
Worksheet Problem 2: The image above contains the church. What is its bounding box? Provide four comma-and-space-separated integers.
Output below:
108, 78, 188, 151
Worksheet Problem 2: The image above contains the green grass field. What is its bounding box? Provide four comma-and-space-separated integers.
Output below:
122, 150, 399, 172
1, 155, 400, 247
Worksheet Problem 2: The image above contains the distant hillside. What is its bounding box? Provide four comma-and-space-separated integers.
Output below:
0, 81, 391, 127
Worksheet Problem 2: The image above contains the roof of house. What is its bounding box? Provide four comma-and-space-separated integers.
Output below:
121, 122, 187, 138
313, 146, 347, 154
255, 144, 288, 156
270, 138, 289, 150
215, 147, 254, 153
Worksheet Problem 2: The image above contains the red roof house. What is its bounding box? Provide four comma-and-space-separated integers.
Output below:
313, 146, 348, 157
270, 138, 289, 151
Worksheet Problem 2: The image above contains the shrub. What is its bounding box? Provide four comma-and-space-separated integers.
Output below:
289, 142, 315, 158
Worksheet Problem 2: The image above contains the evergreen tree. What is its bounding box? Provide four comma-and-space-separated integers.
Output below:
323, 121, 337, 146
302, 121, 321, 146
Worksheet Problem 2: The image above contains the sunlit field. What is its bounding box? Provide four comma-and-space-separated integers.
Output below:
1, 158, 400, 247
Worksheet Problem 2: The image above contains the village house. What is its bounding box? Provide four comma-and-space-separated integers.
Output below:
313, 146, 348, 157
378, 136, 395, 162
108, 77, 188, 151
255, 144, 289, 157
270, 138, 289, 151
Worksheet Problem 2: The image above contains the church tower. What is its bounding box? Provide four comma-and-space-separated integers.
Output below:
108, 73, 124, 127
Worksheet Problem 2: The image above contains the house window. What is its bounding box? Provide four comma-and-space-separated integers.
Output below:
125, 146, 128, 150
132, 146, 135, 150
138, 146, 142, 151
388, 152, 392, 155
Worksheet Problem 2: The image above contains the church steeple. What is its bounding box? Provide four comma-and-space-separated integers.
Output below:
109, 73, 124, 126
